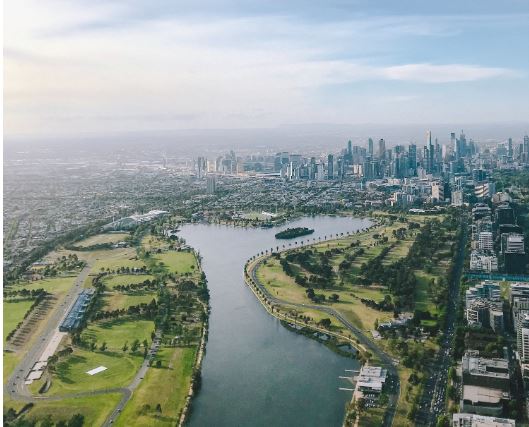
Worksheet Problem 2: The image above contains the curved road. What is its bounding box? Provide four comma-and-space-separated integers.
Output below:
248, 256, 400, 427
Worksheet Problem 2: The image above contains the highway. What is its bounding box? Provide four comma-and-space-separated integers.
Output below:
248, 256, 400, 427
414, 215, 468, 427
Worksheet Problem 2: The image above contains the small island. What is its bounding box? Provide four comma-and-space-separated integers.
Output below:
275, 227, 314, 239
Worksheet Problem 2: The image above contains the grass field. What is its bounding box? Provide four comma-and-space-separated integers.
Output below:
102, 274, 155, 289
3, 299, 33, 343
76, 233, 129, 247
10, 276, 76, 297
153, 251, 196, 275
116, 347, 196, 427
81, 318, 154, 351
93, 248, 146, 272
142, 236, 171, 252
27, 392, 122, 425
47, 348, 143, 395
256, 257, 392, 330
3, 351, 20, 384
102, 292, 156, 311
414, 270, 440, 315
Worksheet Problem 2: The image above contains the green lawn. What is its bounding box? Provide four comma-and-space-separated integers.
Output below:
102, 292, 157, 311
116, 347, 196, 427
102, 274, 155, 289
81, 318, 154, 351
8, 276, 75, 297
76, 233, 129, 247
27, 392, 122, 425
3, 351, 20, 384
414, 270, 440, 315
47, 348, 143, 395
93, 248, 147, 272
153, 251, 197, 274
3, 299, 33, 343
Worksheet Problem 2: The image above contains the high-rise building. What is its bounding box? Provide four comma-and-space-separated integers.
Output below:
431, 181, 444, 202
368, 138, 374, 156
327, 154, 334, 180
408, 144, 417, 176
378, 139, 386, 160
206, 175, 216, 194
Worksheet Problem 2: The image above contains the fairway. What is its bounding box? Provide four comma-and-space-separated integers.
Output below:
81, 318, 154, 350
4, 299, 33, 343
76, 233, 129, 247
103, 274, 155, 289
154, 251, 196, 274
10, 276, 76, 297
27, 392, 122, 425
102, 292, 156, 311
116, 347, 196, 427
48, 348, 143, 395
93, 248, 147, 272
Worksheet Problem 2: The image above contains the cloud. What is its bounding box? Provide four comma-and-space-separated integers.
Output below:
3, 0, 528, 136
381, 63, 517, 83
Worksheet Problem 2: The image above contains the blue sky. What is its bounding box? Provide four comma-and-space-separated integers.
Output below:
4, 0, 529, 137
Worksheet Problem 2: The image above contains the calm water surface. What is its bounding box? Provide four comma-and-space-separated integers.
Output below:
179, 216, 372, 427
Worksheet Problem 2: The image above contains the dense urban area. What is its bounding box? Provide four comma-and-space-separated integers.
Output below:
3, 130, 529, 427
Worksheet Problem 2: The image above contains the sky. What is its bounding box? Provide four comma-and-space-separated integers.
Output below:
4, 0, 529, 139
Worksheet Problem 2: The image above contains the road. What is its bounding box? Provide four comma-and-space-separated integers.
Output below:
5, 260, 162, 427
248, 256, 400, 427
414, 215, 468, 427
5, 262, 94, 401
101, 333, 162, 426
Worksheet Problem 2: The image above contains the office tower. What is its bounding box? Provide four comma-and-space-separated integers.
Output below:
408, 144, 417, 176
427, 130, 434, 173
206, 175, 216, 194
508, 138, 513, 157
450, 132, 456, 152
327, 154, 334, 180
378, 139, 386, 160
524, 135, 529, 163
431, 181, 444, 202
196, 156, 206, 179
368, 138, 374, 156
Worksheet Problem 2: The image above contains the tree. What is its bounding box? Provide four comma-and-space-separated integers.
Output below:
99, 341, 107, 352
89, 341, 97, 351
131, 339, 140, 353
318, 318, 332, 328
67, 413, 85, 427
122, 341, 129, 352
156, 360, 162, 368
156, 403, 162, 413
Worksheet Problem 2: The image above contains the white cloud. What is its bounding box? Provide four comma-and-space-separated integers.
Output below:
382, 63, 515, 83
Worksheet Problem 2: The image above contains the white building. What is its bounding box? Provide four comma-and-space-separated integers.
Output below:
478, 232, 494, 252
470, 251, 498, 272
452, 413, 515, 427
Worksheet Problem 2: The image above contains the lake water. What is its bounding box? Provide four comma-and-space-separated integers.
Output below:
179, 216, 372, 427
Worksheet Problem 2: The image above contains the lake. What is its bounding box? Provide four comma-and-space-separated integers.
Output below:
179, 216, 372, 427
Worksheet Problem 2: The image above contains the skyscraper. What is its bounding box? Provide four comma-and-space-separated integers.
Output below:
408, 144, 417, 176
378, 139, 386, 160
327, 154, 334, 180
368, 138, 374, 157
